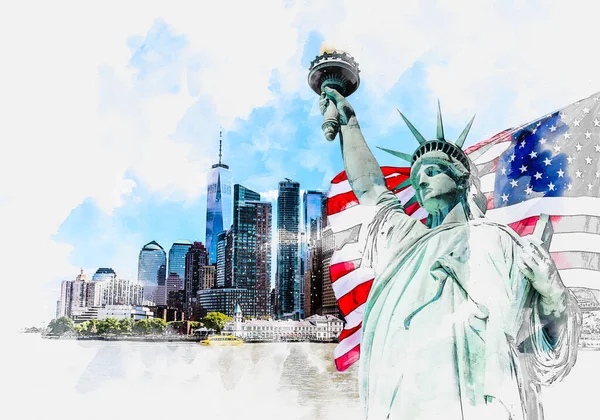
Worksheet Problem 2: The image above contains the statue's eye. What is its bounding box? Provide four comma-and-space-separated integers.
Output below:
425, 167, 443, 177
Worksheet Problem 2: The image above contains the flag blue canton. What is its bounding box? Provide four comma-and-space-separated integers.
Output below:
495, 114, 571, 207
493, 95, 600, 208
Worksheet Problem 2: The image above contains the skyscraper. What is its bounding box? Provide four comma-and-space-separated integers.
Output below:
137, 241, 167, 305
168, 240, 192, 281
205, 130, 233, 265
184, 242, 209, 320
321, 225, 339, 317
92, 268, 117, 282
276, 179, 301, 320
232, 184, 261, 290
216, 231, 227, 287
303, 190, 327, 317
231, 184, 272, 318
59, 269, 89, 318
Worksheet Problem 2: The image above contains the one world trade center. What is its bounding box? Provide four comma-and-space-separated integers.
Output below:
205, 130, 233, 264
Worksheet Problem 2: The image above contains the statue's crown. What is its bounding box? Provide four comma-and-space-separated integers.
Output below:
378, 101, 475, 173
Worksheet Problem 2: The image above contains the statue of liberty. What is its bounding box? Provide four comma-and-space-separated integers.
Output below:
319, 87, 582, 420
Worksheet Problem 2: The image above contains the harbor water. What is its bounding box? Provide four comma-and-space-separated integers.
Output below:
4, 334, 598, 419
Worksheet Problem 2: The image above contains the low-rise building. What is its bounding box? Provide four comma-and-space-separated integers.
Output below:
224, 304, 343, 342
97, 305, 154, 320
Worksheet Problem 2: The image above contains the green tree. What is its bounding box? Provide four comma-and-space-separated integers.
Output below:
150, 318, 166, 334
47, 317, 74, 336
133, 319, 152, 335
76, 319, 100, 336
118, 318, 134, 334
96, 318, 120, 335
201, 312, 232, 334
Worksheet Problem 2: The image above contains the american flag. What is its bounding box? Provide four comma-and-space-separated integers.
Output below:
327, 91, 600, 372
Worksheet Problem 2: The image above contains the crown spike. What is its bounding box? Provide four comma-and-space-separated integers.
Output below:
376, 146, 413, 163
403, 195, 418, 208
397, 109, 427, 145
436, 100, 445, 140
391, 178, 413, 191
456, 114, 476, 147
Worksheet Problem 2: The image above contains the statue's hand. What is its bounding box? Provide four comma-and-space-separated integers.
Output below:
517, 238, 567, 316
320, 86, 356, 125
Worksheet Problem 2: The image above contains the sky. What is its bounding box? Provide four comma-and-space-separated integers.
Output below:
2, 0, 600, 328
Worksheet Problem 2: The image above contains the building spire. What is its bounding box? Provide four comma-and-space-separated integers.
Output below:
218, 128, 223, 165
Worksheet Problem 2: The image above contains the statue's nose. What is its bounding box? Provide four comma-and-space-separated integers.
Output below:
418, 173, 430, 189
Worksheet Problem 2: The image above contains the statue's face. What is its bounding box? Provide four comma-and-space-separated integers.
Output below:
414, 163, 461, 213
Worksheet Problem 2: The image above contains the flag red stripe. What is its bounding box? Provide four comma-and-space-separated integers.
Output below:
338, 279, 374, 316
385, 174, 411, 191
404, 200, 421, 216
338, 322, 362, 342
508, 215, 563, 236
334, 344, 361, 372
463, 129, 512, 154
327, 191, 359, 215
331, 166, 411, 184
330, 260, 360, 283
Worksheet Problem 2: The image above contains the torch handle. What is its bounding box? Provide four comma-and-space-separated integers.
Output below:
321, 100, 340, 142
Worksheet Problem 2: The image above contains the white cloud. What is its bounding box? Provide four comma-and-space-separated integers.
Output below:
260, 190, 279, 202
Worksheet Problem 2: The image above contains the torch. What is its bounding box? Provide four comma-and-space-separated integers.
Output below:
308, 48, 361, 141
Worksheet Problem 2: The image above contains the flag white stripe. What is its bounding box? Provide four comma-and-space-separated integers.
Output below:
551, 214, 600, 234
548, 232, 600, 254
329, 180, 352, 197
334, 329, 362, 358
329, 172, 409, 199
343, 304, 366, 329
396, 186, 416, 205
330, 242, 366, 264
328, 206, 376, 232
558, 269, 600, 289
480, 173, 496, 193
332, 268, 374, 299
487, 196, 600, 224
470, 142, 512, 165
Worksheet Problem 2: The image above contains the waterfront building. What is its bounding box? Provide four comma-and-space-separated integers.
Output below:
166, 273, 184, 309
201, 265, 216, 290
303, 190, 327, 317
321, 226, 339, 317
225, 229, 234, 287
224, 305, 343, 342
216, 231, 227, 287
205, 130, 233, 265
59, 280, 73, 318
97, 305, 154, 321
231, 184, 272, 318
168, 240, 192, 279
137, 241, 167, 305
299, 230, 306, 318
305, 239, 324, 316
196, 288, 254, 318
184, 242, 209, 319
92, 268, 116, 282
88, 277, 144, 307
70, 268, 90, 315
72, 307, 100, 324
276, 179, 301, 320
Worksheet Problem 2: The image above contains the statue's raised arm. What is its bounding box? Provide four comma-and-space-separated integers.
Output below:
319, 87, 388, 206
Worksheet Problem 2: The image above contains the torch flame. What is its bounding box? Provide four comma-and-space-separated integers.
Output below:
320, 42, 338, 55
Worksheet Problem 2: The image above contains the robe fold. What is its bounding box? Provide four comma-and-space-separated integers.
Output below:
359, 191, 581, 420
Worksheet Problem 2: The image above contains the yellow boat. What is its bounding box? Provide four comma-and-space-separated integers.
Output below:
200, 334, 243, 346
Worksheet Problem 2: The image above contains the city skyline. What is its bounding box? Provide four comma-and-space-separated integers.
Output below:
12, 2, 600, 326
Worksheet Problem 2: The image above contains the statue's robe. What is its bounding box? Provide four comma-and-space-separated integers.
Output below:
359, 191, 581, 420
